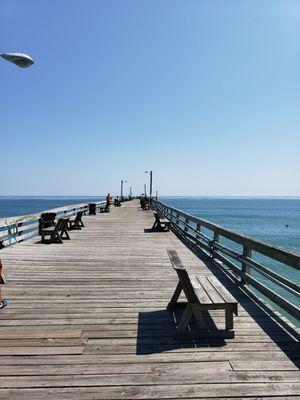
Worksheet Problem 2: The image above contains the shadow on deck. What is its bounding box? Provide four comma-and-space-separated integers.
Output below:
137, 308, 226, 355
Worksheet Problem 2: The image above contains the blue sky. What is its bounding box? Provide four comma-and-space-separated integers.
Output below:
1, 0, 299, 196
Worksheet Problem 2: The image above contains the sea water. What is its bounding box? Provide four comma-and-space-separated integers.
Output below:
161, 197, 300, 326
160, 197, 300, 254
0, 196, 104, 219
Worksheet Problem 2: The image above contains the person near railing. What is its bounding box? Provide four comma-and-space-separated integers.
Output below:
105, 193, 112, 212
0, 259, 8, 309
114, 197, 121, 207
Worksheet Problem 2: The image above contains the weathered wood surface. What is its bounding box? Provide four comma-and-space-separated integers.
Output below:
0, 200, 299, 399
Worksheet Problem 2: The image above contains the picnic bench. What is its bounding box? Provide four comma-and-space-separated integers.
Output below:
99, 204, 110, 213
167, 249, 238, 338
152, 212, 170, 231
40, 217, 70, 243
67, 211, 84, 230
142, 202, 150, 210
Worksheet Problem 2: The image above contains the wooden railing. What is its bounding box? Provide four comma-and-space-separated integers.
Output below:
0, 200, 106, 249
152, 200, 300, 324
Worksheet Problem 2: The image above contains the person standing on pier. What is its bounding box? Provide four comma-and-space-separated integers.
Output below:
0, 259, 8, 309
105, 193, 112, 212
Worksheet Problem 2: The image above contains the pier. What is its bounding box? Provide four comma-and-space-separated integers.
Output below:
0, 199, 299, 399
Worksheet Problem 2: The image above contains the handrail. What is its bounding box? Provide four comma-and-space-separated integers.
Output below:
152, 199, 300, 323
0, 200, 106, 249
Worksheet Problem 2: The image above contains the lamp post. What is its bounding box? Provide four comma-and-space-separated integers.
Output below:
120, 180, 127, 199
144, 184, 147, 197
145, 171, 153, 201
1, 52, 34, 68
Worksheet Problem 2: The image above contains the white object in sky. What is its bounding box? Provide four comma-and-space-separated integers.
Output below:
0, 53, 34, 68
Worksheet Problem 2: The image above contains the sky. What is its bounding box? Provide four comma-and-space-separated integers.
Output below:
1, 0, 300, 196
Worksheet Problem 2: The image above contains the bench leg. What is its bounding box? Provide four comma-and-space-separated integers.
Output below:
167, 282, 182, 310
151, 221, 158, 231
225, 308, 234, 330
74, 221, 81, 230
51, 232, 63, 243
177, 303, 193, 331
190, 304, 207, 329
157, 222, 163, 231
61, 228, 70, 240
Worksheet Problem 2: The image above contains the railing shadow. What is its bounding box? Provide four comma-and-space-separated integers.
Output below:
171, 227, 300, 368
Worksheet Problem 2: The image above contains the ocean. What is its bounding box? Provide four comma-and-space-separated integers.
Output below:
0, 196, 299, 326
160, 197, 300, 254
0, 196, 105, 220
160, 197, 300, 326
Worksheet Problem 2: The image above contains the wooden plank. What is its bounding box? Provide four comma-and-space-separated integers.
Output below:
0, 361, 232, 376
0, 383, 300, 400
197, 276, 224, 304
189, 275, 212, 303
0, 371, 299, 388
207, 276, 237, 304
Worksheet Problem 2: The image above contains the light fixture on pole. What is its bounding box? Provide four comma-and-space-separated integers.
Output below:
144, 171, 153, 200
120, 179, 127, 198
1, 52, 34, 68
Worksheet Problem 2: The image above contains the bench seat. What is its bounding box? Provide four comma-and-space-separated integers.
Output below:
152, 212, 170, 231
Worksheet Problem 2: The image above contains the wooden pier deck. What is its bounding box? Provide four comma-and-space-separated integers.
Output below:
0, 200, 299, 399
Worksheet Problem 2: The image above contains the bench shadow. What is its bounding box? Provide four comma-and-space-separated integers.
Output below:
34, 239, 66, 245
171, 228, 300, 368
144, 228, 168, 233
144, 228, 156, 233
136, 308, 226, 355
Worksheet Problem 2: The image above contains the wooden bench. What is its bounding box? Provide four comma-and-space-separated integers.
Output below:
68, 211, 84, 230
167, 249, 238, 338
152, 212, 170, 231
40, 218, 70, 243
99, 204, 110, 213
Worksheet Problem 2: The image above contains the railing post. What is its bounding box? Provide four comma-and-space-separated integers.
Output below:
241, 246, 251, 285
210, 232, 219, 258
196, 223, 201, 242
184, 217, 189, 233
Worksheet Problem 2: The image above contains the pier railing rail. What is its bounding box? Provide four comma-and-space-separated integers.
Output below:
0, 200, 106, 248
152, 200, 300, 324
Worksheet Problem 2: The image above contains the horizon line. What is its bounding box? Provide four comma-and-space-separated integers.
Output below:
0, 195, 300, 199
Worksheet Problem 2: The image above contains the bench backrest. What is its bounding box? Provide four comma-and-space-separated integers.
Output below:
54, 218, 69, 233
75, 211, 83, 221
167, 249, 198, 303
154, 212, 161, 222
